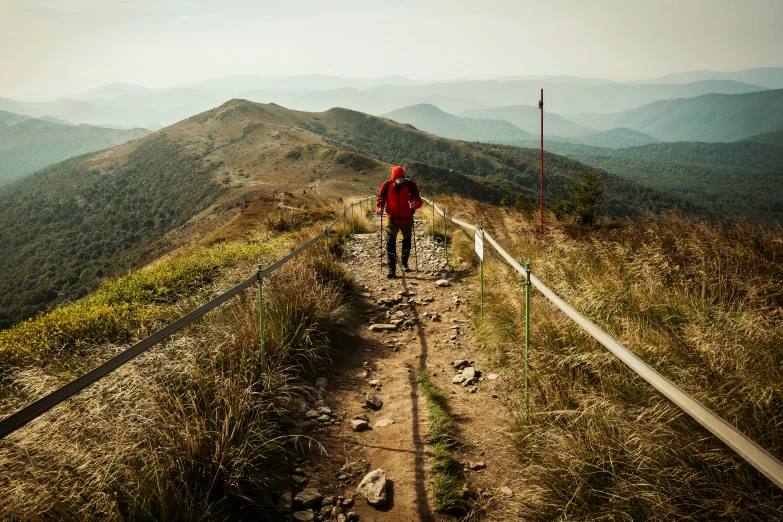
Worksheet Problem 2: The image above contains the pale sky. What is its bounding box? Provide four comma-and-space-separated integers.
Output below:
1, 0, 782, 100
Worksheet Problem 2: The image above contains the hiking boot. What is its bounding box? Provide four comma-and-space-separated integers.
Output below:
386, 252, 396, 278
402, 250, 412, 272
386, 268, 396, 279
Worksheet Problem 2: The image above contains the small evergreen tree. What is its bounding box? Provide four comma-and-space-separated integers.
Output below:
570, 170, 605, 225
554, 170, 605, 225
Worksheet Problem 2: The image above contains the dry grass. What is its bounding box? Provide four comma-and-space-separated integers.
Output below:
0, 220, 356, 520
439, 195, 783, 520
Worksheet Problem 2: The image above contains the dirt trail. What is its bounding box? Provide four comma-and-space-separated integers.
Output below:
290, 218, 521, 521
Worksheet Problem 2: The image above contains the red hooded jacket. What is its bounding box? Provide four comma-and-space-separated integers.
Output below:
376, 166, 423, 225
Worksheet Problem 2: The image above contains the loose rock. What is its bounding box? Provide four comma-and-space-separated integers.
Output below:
374, 419, 395, 428
357, 468, 388, 507
351, 419, 370, 431
364, 393, 383, 410
316, 377, 328, 390
278, 491, 293, 512
292, 509, 314, 522
294, 488, 323, 509
368, 324, 397, 332
435, 279, 451, 287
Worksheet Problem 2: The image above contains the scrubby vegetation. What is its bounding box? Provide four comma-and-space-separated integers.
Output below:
0, 133, 226, 329
0, 220, 356, 520
440, 195, 783, 520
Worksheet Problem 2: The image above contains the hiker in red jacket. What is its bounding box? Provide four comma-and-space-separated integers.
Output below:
376, 166, 423, 278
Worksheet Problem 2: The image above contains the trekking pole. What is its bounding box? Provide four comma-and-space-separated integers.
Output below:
380, 207, 385, 273
409, 194, 419, 275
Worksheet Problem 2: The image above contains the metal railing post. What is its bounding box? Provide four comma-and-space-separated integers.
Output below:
480, 220, 484, 319
351, 204, 355, 235
342, 208, 347, 258
444, 207, 448, 268
432, 200, 435, 242
525, 261, 531, 418
257, 264, 266, 374
325, 227, 329, 259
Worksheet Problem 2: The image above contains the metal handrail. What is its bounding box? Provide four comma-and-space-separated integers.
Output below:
423, 197, 783, 490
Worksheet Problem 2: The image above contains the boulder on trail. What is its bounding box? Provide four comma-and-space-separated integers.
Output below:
357, 468, 388, 507
435, 279, 451, 287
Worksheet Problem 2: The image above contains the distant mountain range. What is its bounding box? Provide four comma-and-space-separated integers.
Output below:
384, 104, 660, 149
0, 110, 149, 183
639, 67, 783, 89
565, 88, 783, 142
0, 73, 771, 128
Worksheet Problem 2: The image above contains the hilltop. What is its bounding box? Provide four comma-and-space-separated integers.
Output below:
0, 99, 698, 328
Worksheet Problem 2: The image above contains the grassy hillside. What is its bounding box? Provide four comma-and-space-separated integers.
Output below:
0, 123, 150, 183
383, 103, 532, 142
566, 89, 783, 142
438, 196, 783, 519
560, 141, 783, 223
0, 209, 361, 519
0, 99, 700, 330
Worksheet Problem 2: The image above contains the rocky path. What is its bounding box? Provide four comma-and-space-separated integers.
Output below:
280, 218, 521, 522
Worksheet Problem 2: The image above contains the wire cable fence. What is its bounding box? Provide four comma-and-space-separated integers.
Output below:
0, 196, 375, 440
423, 197, 783, 491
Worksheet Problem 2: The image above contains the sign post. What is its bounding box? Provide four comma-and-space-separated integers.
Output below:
475, 221, 485, 319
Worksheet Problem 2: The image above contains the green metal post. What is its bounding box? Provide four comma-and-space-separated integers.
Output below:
325, 226, 329, 259
432, 201, 435, 241
257, 264, 266, 374
444, 208, 448, 267
525, 261, 531, 418
480, 220, 484, 320
342, 208, 347, 257
351, 204, 355, 234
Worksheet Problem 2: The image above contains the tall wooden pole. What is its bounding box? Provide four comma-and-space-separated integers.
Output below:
539, 88, 544, 236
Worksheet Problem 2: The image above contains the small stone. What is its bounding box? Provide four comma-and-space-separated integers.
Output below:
292, 475, 308, 486
469, 461, 486, 471
492, 392, 499, 398
435, 279, 451, 287
374, 419, 395, 428
330, 506, 344, 519
322, 496, 335, 506
368, 324, 397, 332
364, 393, 383, 410
320, 505, 334, 516
292, 509, 314, 522
341, 498, 354, 508
316, 377, 328, 389
357, 468, 388, 507
500, 486, 514, 497
278, 491, 293, 512
466, 386, 477, 393
452, 359, 469, 369
317, 406, 332, 415
462, 367, 476, 380
317, 414, 331, 422
351, 419, 370, 431
305, 410, 319, 419
487, 373, 499, 380
294, 487, 323, 509
346, 513, 359, 521
368, 379, 381, 388
337, 515, 347, 522
353, 414, 369, 422
452, 374, 466, 384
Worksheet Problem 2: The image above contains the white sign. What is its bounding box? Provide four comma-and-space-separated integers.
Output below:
475, 227, 484, 261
